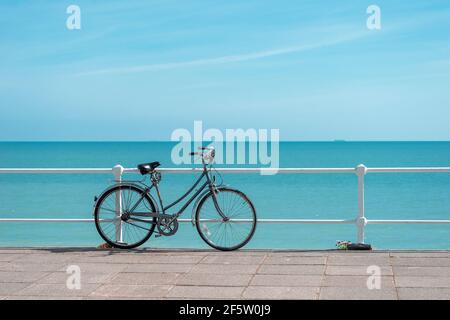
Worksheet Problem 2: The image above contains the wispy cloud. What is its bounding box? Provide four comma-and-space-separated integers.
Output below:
76, 31, 367, 76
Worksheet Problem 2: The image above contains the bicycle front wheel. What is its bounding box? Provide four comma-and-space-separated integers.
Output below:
94, 184, 157, 249
195, 187, 257, 251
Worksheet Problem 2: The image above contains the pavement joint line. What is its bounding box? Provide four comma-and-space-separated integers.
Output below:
11, 281, 40, 296
390, 254, 400, 300
164, 250, 209, 298
97, 268, 133, 284
242, 252, 269, 299
33, 271, 53, 284
317, 253, 329, 299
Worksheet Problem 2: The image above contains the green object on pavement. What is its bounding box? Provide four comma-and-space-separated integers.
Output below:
336, 240, 352, 250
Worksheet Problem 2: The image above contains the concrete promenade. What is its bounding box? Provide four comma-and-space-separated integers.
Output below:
0, 248, 449, 300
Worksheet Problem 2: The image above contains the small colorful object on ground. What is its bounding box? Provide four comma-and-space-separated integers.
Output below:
336, 240, 352, 250
336, 240, 372, 250
97, 242, 112, 249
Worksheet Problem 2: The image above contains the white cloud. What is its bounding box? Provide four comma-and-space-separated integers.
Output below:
76, 31, 366, 76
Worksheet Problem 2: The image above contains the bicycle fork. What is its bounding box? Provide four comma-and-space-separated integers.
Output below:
204, 167, 229, 221
209, 185, 229, 221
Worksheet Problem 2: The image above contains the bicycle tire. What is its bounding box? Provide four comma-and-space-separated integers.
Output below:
94, 184, 157, 249
195, 187, 257, 251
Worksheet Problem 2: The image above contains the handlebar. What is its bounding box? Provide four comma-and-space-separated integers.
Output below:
190, 146, 214, 156
189, 147, 215, 162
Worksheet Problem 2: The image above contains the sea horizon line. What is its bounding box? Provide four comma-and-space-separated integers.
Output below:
1, 140, 450, 143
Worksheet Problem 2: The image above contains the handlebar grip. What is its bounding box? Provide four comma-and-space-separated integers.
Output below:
189, 152, 196, 156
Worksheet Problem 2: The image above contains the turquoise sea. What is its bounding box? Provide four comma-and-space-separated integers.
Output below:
0, 141, 449, 249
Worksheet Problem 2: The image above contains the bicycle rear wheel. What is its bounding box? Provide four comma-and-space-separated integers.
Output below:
94, 184, 157, 249
195, 187, 257, 251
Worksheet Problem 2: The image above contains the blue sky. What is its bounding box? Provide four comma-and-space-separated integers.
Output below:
0, 0, 449, 141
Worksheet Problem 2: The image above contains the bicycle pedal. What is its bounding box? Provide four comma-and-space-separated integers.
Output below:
155, 234, 162, 238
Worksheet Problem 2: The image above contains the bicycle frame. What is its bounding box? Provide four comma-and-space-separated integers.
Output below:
127, 162, 227, 222
157, 170, 210, 216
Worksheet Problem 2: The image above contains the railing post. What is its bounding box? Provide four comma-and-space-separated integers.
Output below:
355, 164, 367, 243
112, 165, 124, 243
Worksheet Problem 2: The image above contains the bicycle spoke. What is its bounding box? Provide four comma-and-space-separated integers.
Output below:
95, 185, 156, 248
196, 189, 256, 250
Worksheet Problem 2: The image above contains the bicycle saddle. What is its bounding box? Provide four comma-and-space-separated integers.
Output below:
137, 161, 161, 175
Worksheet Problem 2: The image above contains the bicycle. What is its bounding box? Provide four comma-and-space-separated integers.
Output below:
93, 147, 257, 251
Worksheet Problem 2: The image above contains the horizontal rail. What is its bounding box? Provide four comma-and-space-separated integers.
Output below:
1, 164, 449, 247
2, 167, 450, 174
0, 167, 358, 174
0, 218, 97, 222
367, 167, 450, 173
0, 168, 114, 174
367, 219, 450, 224
0, 218, 356, 224
1, 218, 448, 224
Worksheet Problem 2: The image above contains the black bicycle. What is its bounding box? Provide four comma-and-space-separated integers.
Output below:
93, 147, 257, 251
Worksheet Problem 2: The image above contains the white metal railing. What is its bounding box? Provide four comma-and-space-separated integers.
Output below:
1, 164, 450, 244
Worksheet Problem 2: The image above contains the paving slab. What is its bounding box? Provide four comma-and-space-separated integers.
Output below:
7, 295, 84, 300
319, 287, 397, 300
200, 255, 265, 265
0, 253, 25, 262
124, 263, 194, 273
0, 248, 449, 300
189, 264, 259, 274
13, 283, 101, 297
205, 251, 268, 256
167, 285, 245, 299
75, 254, 203, 264
0, 283, 33, 296
250, 274, 322, 287
395, 276, 450, 288
37, 271, 119, 284
322, 275, 395, 288
327, 255, 391, 266
326, 265, 393, 276
56, 262, 127, 273
84, 296, 164, 300
393, 266, 450, 277
90, 284, 171, 298
110, 272, 180, 285
397, 288, 450, 300
389, 251, 450, 258
13, 253, 73, 264
0, 271, 50, 283
328, 251, 390, 257
264, 256, 326, 265
269, 251, 330, 257
0, 249, 40, 254
391, 257, 450, 267
243, 286, 319, 299
258, 264, 325, 275
176, 273, 252, 287
0, 262, 66, 272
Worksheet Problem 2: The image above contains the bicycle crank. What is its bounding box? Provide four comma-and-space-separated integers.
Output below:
157, 216, 179, 236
